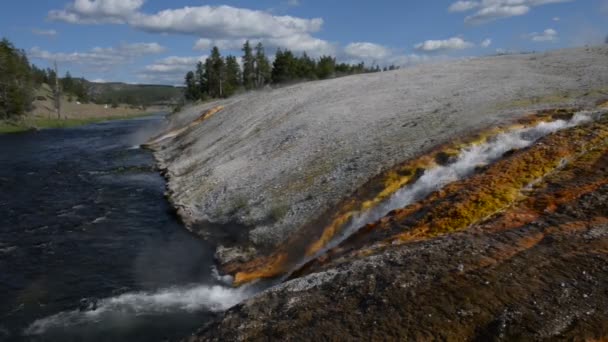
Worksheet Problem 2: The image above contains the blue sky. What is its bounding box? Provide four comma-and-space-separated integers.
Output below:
1, 0, 606, 85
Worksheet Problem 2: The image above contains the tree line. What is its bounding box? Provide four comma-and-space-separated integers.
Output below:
0, 38, 91, 120
184, 41, 399, 101
0, 38, 35, 120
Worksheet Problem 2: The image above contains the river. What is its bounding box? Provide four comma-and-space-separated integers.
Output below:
0, 115, 231, 341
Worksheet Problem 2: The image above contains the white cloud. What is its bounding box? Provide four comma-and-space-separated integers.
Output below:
49, 0, 144, 24
128, 6, 323, 39
50, 2, 333, 57
466, 4, 530, 24
286, 0, 300, 7
265, 34, 336, 56
526, 28, 558, 42
50, 2, 324, 40
194, 35, 336, 57
139, 55, 209, 84
32, 28, 58, 37
481, 38, 492, 47
194, 38, 246, 51
144, 56, 206, 73
344, 42, 390, 60
552, 16, 560, 21
447, 0, 574, 24
449, 1, 479, 12
415, 37, 475, 52
28, 42, 165, 71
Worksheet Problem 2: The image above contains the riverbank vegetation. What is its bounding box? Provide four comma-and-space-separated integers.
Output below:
184, 41, 398, 101
0, 38, 180, 132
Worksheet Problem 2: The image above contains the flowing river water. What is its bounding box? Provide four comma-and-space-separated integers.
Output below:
0, 115, 234, 341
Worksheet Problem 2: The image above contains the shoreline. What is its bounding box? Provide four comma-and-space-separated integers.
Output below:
0, 110, 166, 134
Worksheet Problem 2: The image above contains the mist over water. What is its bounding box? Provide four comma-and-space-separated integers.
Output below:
319, 111, 598, 253
0, 114, 247, 341
25, 283, 252, 336
7, 111, 603, 340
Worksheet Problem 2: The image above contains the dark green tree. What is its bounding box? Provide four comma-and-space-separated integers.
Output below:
61, 71, 74, 93
0, 38, 34, 119
73, 78, 89, 103
254, 42, 271, 88
272, 48, 297, 84
195, 61, 207, 99
205, 47, 226, 98
295, 52, 316, 80
46, 68, 57, 87
184, 71, 199, 101
316, 55, 336, 79
31, 64, 48, 85
224, 55, 242, 97
242, 40, 255, 90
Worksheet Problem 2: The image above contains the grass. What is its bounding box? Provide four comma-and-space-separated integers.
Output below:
0, 113, 154, 134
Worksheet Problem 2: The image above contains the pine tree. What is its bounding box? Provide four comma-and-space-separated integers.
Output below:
242, 40, 255, 90
272, 48, 297, 84
254, 42, 271, 88
224, 55, 242, 97
46, 68, 57, 87
184, 71, 198, 101
206, 47, 225, 98
62, 71, 74, 94
295, 52, 316, 80
316, 55, 336, 79
195, 61, 207, 99
0, 38, 34, 120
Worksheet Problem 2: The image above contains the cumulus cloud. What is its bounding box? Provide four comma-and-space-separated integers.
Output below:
128, 6, 323, 39
49, 0, 144, 24
144, 56, 206, 73
526, 28, 558, 42
49, 1, 323, 40
50, 1, 333, 58
340, 41, 452, 69
449, 1, 479, 12
344, 42, 390, 60
481, 38, 492, 47
194, 38, 246, 51
447, 0, 574, 24
415, 37, 475, 52
28, 42, 165, 71
139, 55, 208, 84
194, 35, 336, 57
32, 28, 58, 37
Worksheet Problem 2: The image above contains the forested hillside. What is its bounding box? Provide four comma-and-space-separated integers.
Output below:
183, 40, 397, 102
0, 38, 182, 122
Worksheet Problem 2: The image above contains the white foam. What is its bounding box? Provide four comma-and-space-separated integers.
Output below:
25, 284, 250, 335
320, 111, 597, 253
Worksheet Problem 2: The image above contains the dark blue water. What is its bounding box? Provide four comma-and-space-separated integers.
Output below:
0, 115, 227, 341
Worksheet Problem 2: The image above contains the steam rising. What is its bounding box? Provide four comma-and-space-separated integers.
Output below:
24, 111, 603, 337
25, 283, 251, 335
320, 111, 597, 253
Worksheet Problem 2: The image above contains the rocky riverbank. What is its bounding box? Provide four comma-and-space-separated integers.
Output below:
186, 106, 608, 341
145, 46, 608, 339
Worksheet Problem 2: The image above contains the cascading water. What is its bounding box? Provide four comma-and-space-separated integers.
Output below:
25, 283, 252, 335
313, 111, 601, 256
23, 111, 604, 338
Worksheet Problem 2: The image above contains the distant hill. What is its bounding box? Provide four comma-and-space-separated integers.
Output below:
86, 81, 184, 107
